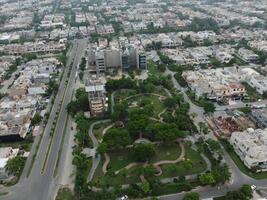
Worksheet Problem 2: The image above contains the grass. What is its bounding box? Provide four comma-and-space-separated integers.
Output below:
151, 143, 181, 163
220, 139, 267, 179
127, 94, 165, 118
92, 145, 205, 186
108, 149, 136, 171
56, 188, 74, 200
160, 146, 207, 179
92, 158, 140, 186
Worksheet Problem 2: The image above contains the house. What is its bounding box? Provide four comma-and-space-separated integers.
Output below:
230, 128, 267, 171
237, 48, 259, 63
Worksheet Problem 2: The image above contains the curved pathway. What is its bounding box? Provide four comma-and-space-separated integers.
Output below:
102, 153, 110, 175
153, 141, 185, 176
115, 163, 141, 175
100, 123, 115, 142
87, 119, 111, 182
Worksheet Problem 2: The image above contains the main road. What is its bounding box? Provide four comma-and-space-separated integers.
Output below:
0, 38, 87, 200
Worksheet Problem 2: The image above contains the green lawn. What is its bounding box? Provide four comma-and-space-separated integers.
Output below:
108, 149, 136, 171
92, 145, 206, 186
92, 158, 140, 186
56, 188, 74, 200
160, 147, 207, 179
151, 144, 181, 163
221, 140, 267, 179
128, 94, 165, 118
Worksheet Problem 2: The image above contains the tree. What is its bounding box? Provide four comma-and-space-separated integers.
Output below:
167, 164, 179, 175
132, 143, 156, 162
164, 98, 177, 109
31, 113, 42, 126
143, 165, 157, 177
203, 101, 215, 113
112, 102, 128, 121
105, 77, 137, 92
240, 184, 253, 199
212, 164, 231, 184
75, 131, 90, 147
103, 128, 130, 149
97, 142, 108, 154
199, 172, 216, 185
5, 156, 25, 175
67, 88, 89, 116
207, 139, 222, 153
140, 180, 150, 195
183, 192, 200, 200
46, 79, 59, 96
127, 109, 149, 137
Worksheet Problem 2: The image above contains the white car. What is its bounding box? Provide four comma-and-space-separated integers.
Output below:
251, 185, 257, 191
120, 195, 128, 200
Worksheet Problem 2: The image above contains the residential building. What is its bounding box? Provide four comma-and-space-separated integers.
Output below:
85, 83, 107, 116
230, 128, 267, 171
250, 109, 267, 128
237, 48, 259, 63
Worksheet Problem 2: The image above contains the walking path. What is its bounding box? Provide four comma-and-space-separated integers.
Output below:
87, 119, 111, 182
153, 141, 185, 176
102, 153, 110, 174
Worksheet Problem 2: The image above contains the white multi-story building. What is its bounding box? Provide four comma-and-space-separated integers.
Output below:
230, 128, 267, 171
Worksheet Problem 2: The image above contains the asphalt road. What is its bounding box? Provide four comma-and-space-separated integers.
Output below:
0, 39, 87, 200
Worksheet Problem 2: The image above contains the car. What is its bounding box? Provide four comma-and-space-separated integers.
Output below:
251, 185, 256, 191
71, 126, 74, 130
120, 195, 128, 200
252, 104, 266, 109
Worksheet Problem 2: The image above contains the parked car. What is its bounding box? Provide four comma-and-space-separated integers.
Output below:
120, 195, 128, 200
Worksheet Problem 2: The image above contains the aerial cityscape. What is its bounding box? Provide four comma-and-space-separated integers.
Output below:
0, 0, 267, 200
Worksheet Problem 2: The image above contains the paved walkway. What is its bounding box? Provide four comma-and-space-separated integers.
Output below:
153, 142, 185, 176
102, 153, 110, 174
87, 119, 111, 182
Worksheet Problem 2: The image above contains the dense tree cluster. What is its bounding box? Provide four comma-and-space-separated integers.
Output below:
132, 143, 156, 162
67, 88, 89, 116
102, 128, 130, 150
46, 79, 59, 96
105, 77, 137, 92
